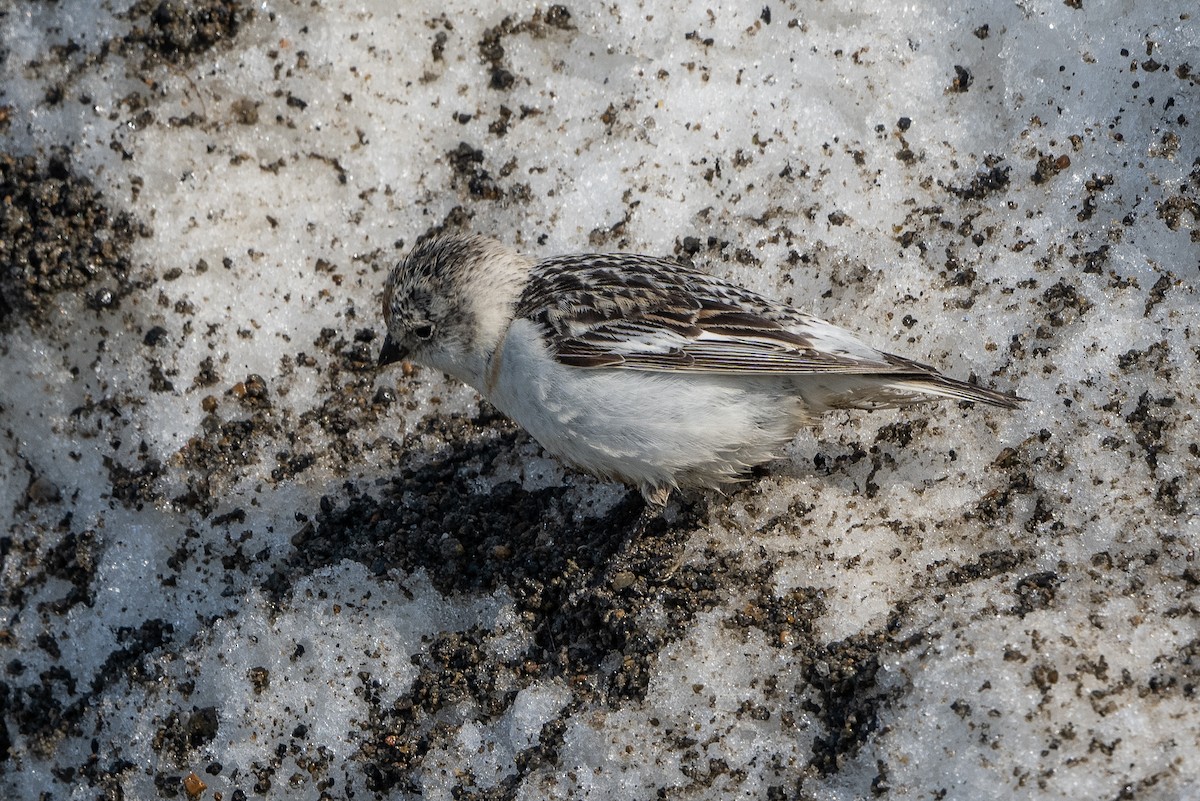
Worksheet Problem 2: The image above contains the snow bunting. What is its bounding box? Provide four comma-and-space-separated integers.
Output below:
379, 235, 1022, 505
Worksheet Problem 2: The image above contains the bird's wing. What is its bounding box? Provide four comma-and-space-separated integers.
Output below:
516, 253, 919, 376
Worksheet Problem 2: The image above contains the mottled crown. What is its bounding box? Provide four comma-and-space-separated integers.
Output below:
384, 235, 482, 330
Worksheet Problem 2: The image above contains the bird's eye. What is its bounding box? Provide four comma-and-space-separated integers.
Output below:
412, 323, 435, 340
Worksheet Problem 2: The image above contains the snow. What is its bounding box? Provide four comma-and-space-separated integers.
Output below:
1, 0, 1197, 799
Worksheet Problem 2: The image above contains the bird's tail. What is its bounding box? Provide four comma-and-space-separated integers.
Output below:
797, 371, 1024, 412
878, 373, 1024, 409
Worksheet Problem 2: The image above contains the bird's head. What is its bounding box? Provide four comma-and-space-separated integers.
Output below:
379, 234, 531, 387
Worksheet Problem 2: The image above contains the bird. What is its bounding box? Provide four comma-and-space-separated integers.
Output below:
378, 234, 1022, 506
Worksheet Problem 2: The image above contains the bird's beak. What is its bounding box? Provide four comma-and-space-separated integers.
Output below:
377, 334, 408, 367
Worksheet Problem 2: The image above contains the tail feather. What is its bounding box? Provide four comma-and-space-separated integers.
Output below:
883, 373, 1024, 409
803, 371, 1024, 412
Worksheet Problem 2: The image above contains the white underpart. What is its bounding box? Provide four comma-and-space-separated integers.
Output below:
487, 319, 801, 496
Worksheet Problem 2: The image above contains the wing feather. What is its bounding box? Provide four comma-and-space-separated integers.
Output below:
517, 253, 903, 376
515, 253, 1022, 408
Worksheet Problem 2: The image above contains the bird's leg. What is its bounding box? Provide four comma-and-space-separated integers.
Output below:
597, 490, 671, 591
